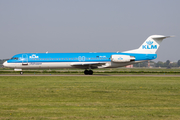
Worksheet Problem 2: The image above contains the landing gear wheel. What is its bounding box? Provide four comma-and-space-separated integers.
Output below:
20, 71, 23, 75
84, 70, 93, 75
89, 70, 93, 75
84, 70, 89, 75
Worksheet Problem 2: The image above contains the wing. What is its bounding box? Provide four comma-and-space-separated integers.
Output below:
70, 62, 106, 69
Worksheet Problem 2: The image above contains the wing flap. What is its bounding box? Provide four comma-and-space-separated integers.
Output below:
71, 62, 106, 69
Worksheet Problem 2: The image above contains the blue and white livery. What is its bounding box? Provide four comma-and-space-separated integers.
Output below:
3, 35, 172, 75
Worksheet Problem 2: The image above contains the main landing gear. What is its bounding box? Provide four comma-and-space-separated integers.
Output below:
84, 69, 93, 75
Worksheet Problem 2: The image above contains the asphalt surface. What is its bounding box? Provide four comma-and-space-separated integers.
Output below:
0, 74, 180, 77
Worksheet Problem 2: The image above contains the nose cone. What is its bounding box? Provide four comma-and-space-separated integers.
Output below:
3, 61, 8, 67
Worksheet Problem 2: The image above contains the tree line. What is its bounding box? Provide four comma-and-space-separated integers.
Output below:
133, 60, 180, 68
0, 59, 7, 65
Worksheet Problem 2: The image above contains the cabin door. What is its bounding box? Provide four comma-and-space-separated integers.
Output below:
22, 54, 28, 65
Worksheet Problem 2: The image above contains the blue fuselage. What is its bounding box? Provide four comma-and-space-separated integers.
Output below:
7, 52, 157, 63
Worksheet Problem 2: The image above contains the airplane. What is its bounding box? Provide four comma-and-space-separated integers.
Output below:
3, 35, 172, 75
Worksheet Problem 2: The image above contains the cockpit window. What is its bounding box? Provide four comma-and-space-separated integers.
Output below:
11, 57, 19, 60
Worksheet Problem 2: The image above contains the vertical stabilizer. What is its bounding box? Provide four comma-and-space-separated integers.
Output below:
123, 35, 172, 54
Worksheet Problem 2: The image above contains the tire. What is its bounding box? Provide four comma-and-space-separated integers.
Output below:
84, 70, 93, 75
20, 71, 23, 75
84, 70, 88, 75
89, 70, 93, 75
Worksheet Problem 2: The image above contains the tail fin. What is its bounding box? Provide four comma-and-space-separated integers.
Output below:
123, 35, 173, 54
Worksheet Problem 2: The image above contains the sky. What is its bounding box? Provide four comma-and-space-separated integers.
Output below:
0, 0, 179, 62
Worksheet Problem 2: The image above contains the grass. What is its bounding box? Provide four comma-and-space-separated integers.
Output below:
1, 67, 180, 71
0, 76, 180, 119
1, 68, 180, 75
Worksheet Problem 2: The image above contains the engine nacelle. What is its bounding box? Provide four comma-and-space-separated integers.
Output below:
111, 55, 135, 62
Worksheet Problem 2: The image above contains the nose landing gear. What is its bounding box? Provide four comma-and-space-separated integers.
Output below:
20, 71, 23, 75
84, 69, 93, 75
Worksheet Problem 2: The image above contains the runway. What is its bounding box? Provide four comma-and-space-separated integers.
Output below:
0, 74, 180, 77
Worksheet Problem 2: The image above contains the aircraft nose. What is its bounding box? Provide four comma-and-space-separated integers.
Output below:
3, 61, 8, 67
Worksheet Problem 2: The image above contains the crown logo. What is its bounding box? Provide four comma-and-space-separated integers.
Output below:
146, 40, 153, 45
29, 54, 39, 58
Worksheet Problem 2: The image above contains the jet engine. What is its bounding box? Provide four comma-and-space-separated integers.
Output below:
111, 55, 135, 62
